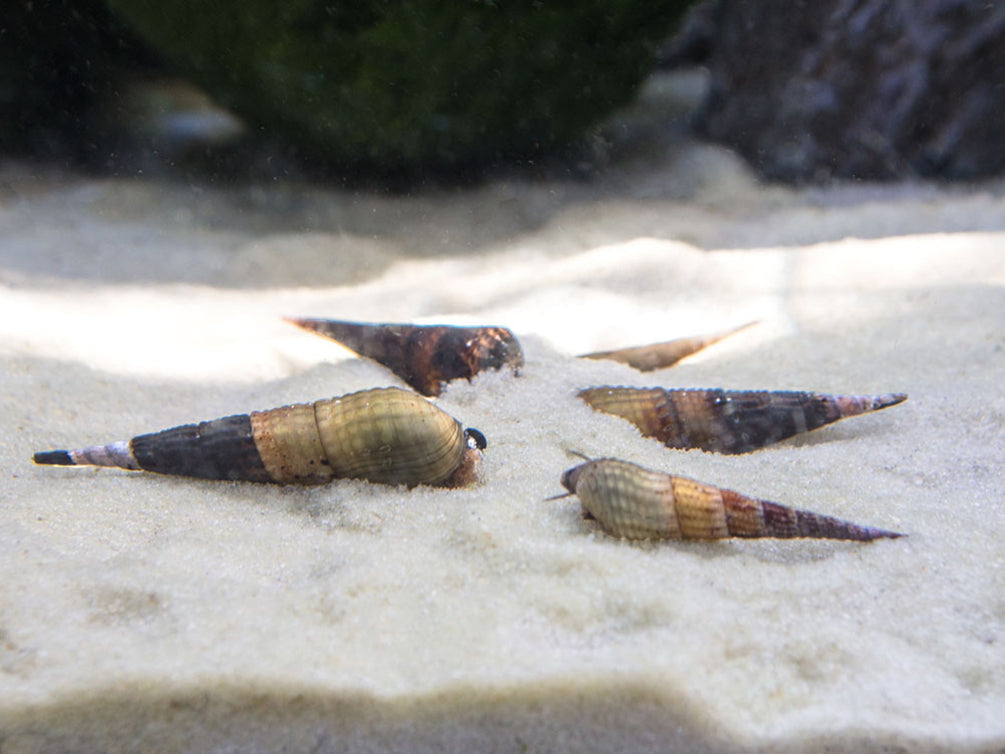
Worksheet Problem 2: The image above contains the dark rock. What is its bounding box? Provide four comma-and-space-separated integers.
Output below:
102, 1, 691, 175
657, 0, 718, 67
0, 0, 159, 164
694, 0, 1005, 182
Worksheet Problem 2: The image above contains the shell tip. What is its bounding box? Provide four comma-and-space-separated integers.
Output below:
838, 391, 909, 416
876, 528, 906, 540
882, 393, 909, 408
34, 450, 74, 466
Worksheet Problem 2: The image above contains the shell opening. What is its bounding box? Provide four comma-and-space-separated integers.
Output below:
560, 466, 582, 493
464, 428, 487, 451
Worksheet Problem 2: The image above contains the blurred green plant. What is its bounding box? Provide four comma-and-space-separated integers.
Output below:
102, 0, 691, 172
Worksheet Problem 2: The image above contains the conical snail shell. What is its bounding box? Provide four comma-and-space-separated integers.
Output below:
579, 322, 755, 372
34, 387, 486, 488
577, 386, 907, 454
560, 458, 902, 541
286, 319, 524, 396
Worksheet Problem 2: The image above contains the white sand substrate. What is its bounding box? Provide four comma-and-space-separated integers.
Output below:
1, 98, 1003, 752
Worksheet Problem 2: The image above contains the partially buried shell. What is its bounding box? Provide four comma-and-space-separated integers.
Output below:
559, 457, 902, 541
286, 318, 524, 397
33, 387, 486, 488
579, 321, 755, 372
578, 386, 907, 454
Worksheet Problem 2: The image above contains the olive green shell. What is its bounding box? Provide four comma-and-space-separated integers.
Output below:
561, 458, 902, 542
252, 387, 469, 485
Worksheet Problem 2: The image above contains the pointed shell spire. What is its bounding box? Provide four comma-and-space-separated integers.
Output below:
286, 318, 524, 396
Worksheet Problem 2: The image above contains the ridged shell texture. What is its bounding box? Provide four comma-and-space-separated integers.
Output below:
561, 458, 902, 541
34, 387, 482, 488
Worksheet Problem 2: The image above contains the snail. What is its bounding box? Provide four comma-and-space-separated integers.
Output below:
579, 321, 756, 372
33, 387, 486, 488
556, 457, 903, 541
285, 318, 524, 397
578, 386, 907, 454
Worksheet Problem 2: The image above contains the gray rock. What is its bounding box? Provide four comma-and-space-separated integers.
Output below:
694, 0, 1005, 182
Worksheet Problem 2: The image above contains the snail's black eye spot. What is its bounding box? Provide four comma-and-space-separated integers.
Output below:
464, 428, 487, 450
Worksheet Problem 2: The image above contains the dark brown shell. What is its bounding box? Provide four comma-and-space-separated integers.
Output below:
578, 386, 907, 454
286, 318, 523, 396
33, 387, 486, 488
579, 322, 755, 371
560, 458, 903, 541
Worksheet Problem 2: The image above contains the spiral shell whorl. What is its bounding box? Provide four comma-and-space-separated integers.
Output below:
249, 403, 333, 484
577, 387, 669, 439
313, 387, 467, 486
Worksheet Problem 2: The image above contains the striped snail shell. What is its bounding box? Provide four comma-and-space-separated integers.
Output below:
286, 318, 524, 397
33, 387, 486, 488
577, 386, 907, 454
578, 321, 756, 372
559, 458, 903, 542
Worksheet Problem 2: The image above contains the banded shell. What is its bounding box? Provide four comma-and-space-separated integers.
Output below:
560, 458, 902, 541
286, 318, 524, 397
33, 387, 486, 488
578, 386, 907, 454
579, 321, 755, 372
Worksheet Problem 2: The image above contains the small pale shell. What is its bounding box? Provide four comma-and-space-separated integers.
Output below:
34, 387, 486, 488
578, 386, 907, 454
286, 318, 524, 396
559, 458, 903, 541
579, 322, 755, 371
